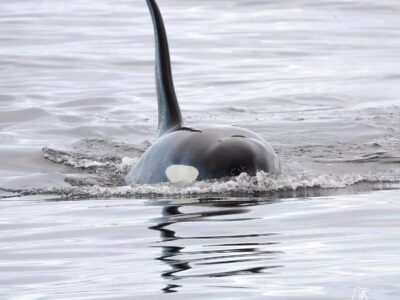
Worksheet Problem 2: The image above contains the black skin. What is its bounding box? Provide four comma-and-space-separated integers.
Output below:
125, 1, 280, 184
126, 125, 280, 185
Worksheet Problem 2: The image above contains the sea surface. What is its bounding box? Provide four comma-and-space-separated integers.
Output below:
1, 0, 400, 299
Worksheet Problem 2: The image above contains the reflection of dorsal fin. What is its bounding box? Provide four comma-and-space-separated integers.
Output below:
146, 0, 183, 136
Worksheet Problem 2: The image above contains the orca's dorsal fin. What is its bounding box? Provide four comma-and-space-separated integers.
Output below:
146, 0, 183, 136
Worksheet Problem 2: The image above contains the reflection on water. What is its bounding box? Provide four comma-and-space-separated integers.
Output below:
1, 190, 400, 299
150, 198, 282, 293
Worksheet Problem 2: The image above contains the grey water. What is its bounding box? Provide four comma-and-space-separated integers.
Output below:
1, 0, 400, 298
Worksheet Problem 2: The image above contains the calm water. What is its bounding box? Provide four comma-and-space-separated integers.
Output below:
1, 0, 400, 298
1, 190, 400, 299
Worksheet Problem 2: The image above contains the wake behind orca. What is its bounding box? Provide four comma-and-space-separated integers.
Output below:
125, 0, 280, 185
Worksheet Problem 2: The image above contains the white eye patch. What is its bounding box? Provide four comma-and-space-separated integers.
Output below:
166, 165, 199, 183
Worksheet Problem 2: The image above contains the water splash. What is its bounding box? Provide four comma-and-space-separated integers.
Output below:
0, 137, 398, 199
2, 170, 398, 200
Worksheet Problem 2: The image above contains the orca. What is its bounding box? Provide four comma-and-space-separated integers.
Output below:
125, 0, 280, 185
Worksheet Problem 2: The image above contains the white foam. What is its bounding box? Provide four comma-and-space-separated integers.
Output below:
14, 170, 398, 199
120, 157, 138, 171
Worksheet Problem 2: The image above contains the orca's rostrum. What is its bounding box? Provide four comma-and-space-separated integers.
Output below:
125, 0, 280, 184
